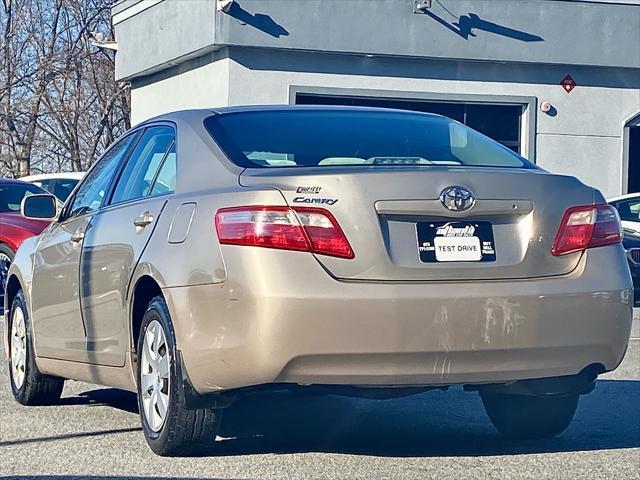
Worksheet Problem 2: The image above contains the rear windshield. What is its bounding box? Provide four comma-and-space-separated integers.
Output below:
204, 110, 533, 169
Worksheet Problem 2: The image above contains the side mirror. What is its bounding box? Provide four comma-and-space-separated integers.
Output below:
21, 194, 58, 220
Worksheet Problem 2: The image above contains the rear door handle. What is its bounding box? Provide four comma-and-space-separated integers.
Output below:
133, 211, 154, 228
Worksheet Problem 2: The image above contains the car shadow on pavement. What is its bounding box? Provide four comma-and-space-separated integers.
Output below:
58, 388, 139, 414
210, 379, 640, 458
45, 379, 639, 458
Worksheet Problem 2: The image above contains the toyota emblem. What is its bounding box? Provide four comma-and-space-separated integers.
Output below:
440, 186, 476, 212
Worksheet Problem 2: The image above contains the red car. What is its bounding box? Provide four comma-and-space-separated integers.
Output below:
0, 179, 52, 311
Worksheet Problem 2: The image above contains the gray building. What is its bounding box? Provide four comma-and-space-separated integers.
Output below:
111, 0, 640, 198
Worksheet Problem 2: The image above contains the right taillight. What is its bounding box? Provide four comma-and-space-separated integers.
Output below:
215, 206, 354, 259
552, 204, 622, 256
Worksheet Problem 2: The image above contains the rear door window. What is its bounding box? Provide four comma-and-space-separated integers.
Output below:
149, 142, 176, 196
110, 126, 174, 204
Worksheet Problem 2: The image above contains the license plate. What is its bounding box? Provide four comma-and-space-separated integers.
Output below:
417, 221, 496, 263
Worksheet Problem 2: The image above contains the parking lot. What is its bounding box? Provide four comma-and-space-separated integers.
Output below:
0, 312, 637, 480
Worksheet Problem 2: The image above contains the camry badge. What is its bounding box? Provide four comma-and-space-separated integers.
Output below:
440, 186, 476, 212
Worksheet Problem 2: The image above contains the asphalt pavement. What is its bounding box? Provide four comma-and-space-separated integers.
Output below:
0, 313, 638, 480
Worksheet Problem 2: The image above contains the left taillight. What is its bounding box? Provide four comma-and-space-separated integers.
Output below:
215, 206, 354, 259
551, 204, 622, 256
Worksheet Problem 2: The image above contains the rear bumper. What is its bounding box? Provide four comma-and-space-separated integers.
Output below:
165, 245, 633, 394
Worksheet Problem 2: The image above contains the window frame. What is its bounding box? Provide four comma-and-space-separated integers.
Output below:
60, 129, 142, 223
107, 124, 177, 207
59, 120, 179, 224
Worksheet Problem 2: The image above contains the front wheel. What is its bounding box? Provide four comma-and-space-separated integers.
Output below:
481, 392, 579, 439
136, 296, 222, 456
8, 290, 64, 405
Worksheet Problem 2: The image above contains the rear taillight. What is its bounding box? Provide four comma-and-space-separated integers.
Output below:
215, 206, 354, 259
552, 204, 622, 256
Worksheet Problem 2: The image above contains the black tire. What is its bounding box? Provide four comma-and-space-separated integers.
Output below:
0, 243, 15, 313
481, 392, 579, 439
136, 295, 222, 456
0, 242, 14, 264
8, 290, 64, 405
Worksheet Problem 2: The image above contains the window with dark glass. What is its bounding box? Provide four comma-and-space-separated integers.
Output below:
52, 178, 80, 202
205, 110, 531, 170
296, 94, 523, 154
149, 142, 176, 196
111, 126, 174, 204
69, 134, 136, 217
0, 183, 47, 213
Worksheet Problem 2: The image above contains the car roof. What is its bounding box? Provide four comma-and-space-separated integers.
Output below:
609, 192, 640, 203
21, 172, 85, 182
210, 104, 445, 116
0, 177, 40, 185
136, 104, 447, 127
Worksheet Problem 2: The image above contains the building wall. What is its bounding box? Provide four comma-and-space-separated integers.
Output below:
113, 0, 217, 80
116, 0, 640, 197
215, 0, 640, 69
130, 53, 231, 125
113, 0, 640, 81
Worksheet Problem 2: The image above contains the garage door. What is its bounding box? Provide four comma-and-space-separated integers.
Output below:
296, 94, 523, 155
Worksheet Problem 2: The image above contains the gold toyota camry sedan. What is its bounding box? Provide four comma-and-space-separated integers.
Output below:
3, 106, 633, 456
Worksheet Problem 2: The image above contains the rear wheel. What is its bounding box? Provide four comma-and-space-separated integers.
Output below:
481, 392, 579, 439
9, 290, 64, 405
136, 296, 222, 456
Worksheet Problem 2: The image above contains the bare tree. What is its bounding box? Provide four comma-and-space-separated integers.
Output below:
1, 0, 65, 177
38, 0, 130, 173
0, 0, 129, 178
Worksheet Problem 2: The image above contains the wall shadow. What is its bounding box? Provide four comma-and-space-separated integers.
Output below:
424, 10, 543, 42
226, 1, 289, 38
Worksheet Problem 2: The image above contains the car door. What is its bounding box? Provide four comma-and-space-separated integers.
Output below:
31, 133, 138, 362
81, 125, 176, 366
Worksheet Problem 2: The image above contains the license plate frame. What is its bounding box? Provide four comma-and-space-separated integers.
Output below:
417, 221, 496, 263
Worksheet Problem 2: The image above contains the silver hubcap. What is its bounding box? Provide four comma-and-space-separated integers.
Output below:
141, 320, 170, 432
10, 305, 27, 390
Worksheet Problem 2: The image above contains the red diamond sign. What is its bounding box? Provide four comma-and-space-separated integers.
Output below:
561, 74, 576, 94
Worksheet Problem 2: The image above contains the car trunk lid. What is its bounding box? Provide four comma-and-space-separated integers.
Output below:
240, 166, 594, 281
